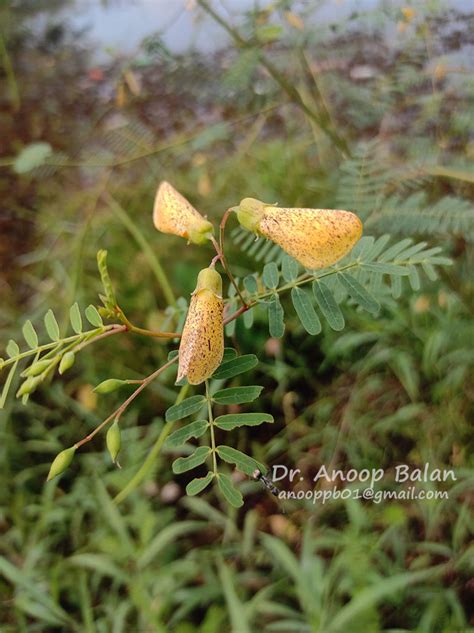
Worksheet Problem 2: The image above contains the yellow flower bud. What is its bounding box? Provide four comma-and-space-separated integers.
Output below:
236, 198, 362, 270
177, 268, 224, 385
153, 181, 214, 245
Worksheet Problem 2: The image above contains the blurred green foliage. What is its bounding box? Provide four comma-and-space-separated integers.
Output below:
0, 0, 473, 631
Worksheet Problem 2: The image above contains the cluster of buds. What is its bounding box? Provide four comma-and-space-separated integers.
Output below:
152, 182, 363, 384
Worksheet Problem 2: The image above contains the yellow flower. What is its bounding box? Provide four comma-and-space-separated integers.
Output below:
177, 268, 224, 385
235, 198, 362, 270
401, 7, 416, 21
153, 181, 214, 245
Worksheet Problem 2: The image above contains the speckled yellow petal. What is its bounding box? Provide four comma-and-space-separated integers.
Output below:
177, 268, 224, 385
153, 181, 214, 245
236, 198, 362, 269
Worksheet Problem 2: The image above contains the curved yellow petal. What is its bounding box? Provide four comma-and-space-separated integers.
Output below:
235, 198, 362, 269
177, 268, 224, 385
259, 207, 362, 269
153, 181, 214, 245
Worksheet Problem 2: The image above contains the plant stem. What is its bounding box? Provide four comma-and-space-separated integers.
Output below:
206, 380, 218, 475
196, 0, 350, 156
114, 381, 189, 504
210, 235, 248, 308
75, 356, 178, 451
104, 192, 176, 308
117, 309, 180, 339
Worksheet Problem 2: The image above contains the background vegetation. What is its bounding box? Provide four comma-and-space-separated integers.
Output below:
0, 1, 473, 631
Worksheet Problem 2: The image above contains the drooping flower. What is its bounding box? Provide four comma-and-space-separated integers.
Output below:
177, 267, 224, 385
153, 181, 214, 245
235, 197, 362, 270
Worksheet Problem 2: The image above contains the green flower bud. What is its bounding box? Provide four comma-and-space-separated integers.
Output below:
93, 379, 126, 394
194, 267, 223, 297
24, 359, 51, 377
16, 375, 41, 398
106, 420, 121, 463
59, 351, 75, 375
236, 197, 268, 233
47, 446, 76, 481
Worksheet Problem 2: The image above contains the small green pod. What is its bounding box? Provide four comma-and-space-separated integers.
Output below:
16, 375, 41, 398
59, 351, 75, 375
106, 420, 121, 463
24, 359, 52, 377
47, 446, 76, 481
93, 379, 126, 394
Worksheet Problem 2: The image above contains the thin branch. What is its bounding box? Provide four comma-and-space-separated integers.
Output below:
74, 356, 178, 451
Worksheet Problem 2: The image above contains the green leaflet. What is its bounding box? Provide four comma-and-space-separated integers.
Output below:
69, 303, 83, 334
22, 320, 38, 349
312, 280, 345, 331
338, 272, 380, 315
243, 274, 258, 294
165, 395, 206, 422
186, 472, 214, 496
165, 420, 209, 448
172, 446, 210, 474
291, 287, 321, 335
216, 445, 266, 476
85, 305, 103, 327
212, 354, 258, 380
44, 309, 60, 342
217, 473, 243, 508
213, 386, 263, 405
263, 262, 279, 289
6, 340, 19, 358
268, 295, 285, 338
214, 413, 274, 431
281, 254, 299, 282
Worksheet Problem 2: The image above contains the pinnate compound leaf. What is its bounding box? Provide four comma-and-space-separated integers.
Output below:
166, 395, 206, 422
313, 281, 345, 331
213, 386, 263, 405
217, 473, 243, 508
69, 303, 83, 334
22, 320, 38, 349
215, 413, 273, 430
217, 445, 266, 476
338, 272, 380, 315
212, 354, 258, 380
165, 420, 209, 448
44, 309, 60, 341
186, 472, 214, 496
172, 446, 210, 474
291, 287, 321, 335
